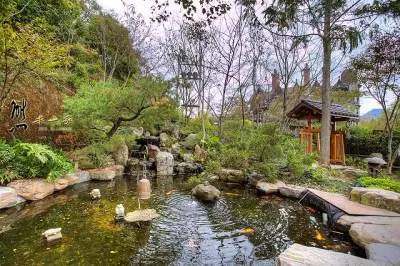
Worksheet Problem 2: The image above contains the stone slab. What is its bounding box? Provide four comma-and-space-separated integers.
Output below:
256, 181, 285, 194
337, 215, 400, 227
349, 223, 400, 248
366, 243, 400, 266
278, 243, 379, 266
308, 189, 400, 217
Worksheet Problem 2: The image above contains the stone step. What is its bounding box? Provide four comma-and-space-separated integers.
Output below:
337, 215, 400, 227
278, 243, 380, 266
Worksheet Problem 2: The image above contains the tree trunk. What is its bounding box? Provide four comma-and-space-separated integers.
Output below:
387, 129, 393, 174
320, 0, 332, 165
107, 120, 121, 138
282, 84, 288, 123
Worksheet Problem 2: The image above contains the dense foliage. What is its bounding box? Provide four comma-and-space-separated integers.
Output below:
184, 119, 317, 182
0, 140, 73, 184
64, 79, 178, 141
345, 127, 400, 159
359, 176, 400, 192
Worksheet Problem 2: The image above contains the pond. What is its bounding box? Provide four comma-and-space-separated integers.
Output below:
0, 176, 356, 265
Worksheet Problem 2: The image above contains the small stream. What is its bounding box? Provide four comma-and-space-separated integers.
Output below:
0, 176, 355, 265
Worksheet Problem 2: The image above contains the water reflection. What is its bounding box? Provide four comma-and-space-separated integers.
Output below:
0, 176, 351, 265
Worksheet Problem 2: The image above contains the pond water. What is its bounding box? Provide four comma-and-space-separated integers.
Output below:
0, 176, 355, 265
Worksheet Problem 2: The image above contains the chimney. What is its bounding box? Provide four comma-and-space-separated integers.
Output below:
272, 69, 280, 94
303, 63, 310, 86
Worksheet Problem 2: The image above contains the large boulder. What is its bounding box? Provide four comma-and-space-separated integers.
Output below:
156, 152, 174, 176
256, 181, 285, 194
349, 223, 400, 247
112, 143, 129, 166
350, 187, 400, 213
182, 133, 198, 149
88, 167, 117, 181
279, 184, 306, 199
219, 168, 245, 183
0, 187, 18, 209
365, 243, 400, 266
278, 243, 378, 266
8, 179, 55, 201
175, 162, 203, 175
192, 182, 220, 202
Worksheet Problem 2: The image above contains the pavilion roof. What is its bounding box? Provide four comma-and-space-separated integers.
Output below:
287, 99, 359, 121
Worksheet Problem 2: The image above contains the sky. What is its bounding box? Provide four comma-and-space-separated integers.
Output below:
96, 0, 382, 115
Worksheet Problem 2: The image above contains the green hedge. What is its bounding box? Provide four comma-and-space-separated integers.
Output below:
359, 176, 400, 193
345, 128, 400, 159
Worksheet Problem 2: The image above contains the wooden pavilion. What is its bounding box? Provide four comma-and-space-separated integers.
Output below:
287, 99, 359, 164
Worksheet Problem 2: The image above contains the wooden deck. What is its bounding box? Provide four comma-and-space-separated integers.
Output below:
307, 189, 400, 217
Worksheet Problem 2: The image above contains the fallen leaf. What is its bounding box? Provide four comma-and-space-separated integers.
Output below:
110, 251, 117, 254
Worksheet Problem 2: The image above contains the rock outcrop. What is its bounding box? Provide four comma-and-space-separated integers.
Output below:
8, 179, 55, 201
156, 152, 174, 176
192, 182, 220, 202
175, 162, 203, 174
350, 187, 400, 213
0, 187, 18, 209
88, 167, 117, 181
349, 223, 400, 247
147, 144, 160, 161
219, 168, 245, 183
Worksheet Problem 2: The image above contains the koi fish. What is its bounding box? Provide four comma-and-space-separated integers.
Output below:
307, 207, 317, 213
166, 190, 176, 196
188, 239, 197, 249
240, 227, 255, 235
315, 230, 326, 241
225, 192, 240, 197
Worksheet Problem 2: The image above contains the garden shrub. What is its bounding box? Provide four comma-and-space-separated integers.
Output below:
68, 134, 134, 169
12, 142, 73, 182
0, 140, 73, 184
359, 176, 400, 192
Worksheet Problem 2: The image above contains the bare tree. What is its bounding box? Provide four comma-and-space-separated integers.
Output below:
353, 32, 400, 174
